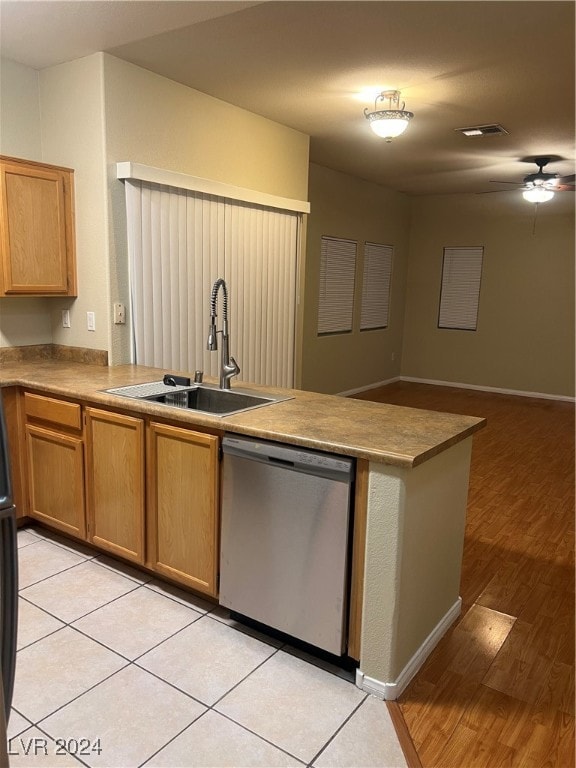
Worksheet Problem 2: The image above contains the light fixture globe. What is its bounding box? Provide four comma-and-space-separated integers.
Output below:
522, 187, 555, 203
364, 90, 413, 142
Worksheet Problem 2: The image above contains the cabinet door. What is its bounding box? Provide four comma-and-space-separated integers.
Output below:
148, 423, 220, 597
0, 157, 76, 296
26, 424, 85, 538
85, 408, 145, 564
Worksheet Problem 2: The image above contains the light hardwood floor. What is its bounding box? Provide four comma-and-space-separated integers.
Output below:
353, 381, 575, 768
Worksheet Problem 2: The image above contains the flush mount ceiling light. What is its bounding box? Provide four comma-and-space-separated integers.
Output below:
364, 90, 414, 142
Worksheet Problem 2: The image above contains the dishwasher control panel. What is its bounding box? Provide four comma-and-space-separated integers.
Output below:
222, 434, 354, 480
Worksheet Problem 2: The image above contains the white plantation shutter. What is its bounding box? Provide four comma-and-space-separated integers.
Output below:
317, 236, 357, 335
438, 246, 484, 330
360, 242, 393, 330
124, 179, 300, 388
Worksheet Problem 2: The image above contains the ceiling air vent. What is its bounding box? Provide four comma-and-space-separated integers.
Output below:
455, 124, 509, 137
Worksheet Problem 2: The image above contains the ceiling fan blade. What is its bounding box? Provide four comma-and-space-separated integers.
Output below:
489, 180, 522, 185
558, 184, 575, 192
476, 189, 515, 194
559, 174, 576, 184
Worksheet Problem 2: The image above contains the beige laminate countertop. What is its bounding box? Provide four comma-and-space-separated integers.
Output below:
0, 361, 485, 468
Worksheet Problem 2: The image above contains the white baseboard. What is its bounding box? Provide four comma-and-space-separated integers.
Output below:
355, 598, 462, 701
400, 376, 575, 403
338, 375, 573, 402
337, 377, 401, 397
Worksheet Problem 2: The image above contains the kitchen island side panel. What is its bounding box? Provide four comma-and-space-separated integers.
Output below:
359, 438, 472, 697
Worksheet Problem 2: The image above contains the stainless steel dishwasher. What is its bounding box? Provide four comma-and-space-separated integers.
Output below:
220, 434, 354, 655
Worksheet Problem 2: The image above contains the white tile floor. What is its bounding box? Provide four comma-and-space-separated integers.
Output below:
8, 526, 408, 768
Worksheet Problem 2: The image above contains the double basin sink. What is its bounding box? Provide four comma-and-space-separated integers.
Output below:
104, 380, 292, 417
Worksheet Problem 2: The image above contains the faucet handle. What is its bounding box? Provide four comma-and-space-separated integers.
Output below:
229, 357, 240, 376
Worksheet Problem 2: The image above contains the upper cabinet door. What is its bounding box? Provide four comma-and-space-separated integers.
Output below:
0, 156, 77, 296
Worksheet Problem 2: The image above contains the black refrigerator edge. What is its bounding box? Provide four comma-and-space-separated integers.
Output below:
0, 389, 18, 726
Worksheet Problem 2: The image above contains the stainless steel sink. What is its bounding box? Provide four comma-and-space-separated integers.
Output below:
104, 381, 292, 416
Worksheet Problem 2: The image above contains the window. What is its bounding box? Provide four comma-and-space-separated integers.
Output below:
438, 246, 484, 330
124, 179, 302, 388
317, 236, 357, 335
360, 242, 393, 331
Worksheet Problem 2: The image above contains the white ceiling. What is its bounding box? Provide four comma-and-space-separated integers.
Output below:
1, 0, 575, 199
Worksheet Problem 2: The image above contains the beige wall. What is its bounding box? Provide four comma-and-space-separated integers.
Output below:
301, 163, 411, 394
39, 54, 110, 353
0, 58, 51, 348
0, 58, 41, 160
402, 194, 575, 398
0, 55, 109, 351
101, 54, 310, 364
102, 54, 309, 201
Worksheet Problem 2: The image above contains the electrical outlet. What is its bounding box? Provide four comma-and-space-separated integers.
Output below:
87, 311, 96, 331
61, 310, 71, 328
113, 303, 126, 324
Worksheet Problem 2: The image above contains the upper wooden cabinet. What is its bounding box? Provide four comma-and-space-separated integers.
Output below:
0, 155, 77, 296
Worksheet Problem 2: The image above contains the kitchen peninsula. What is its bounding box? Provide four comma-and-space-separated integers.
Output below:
0, 359, 485, 700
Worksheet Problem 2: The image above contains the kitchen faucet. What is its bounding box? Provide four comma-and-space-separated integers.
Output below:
207, 278, 240, 389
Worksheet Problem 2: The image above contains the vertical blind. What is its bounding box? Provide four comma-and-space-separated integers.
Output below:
125, 180, 300, 388
360, 242, 393, 330
317, 236, 357, 335
438, 246, 484, 330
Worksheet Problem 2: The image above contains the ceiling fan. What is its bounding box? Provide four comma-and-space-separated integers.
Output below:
484, 156, 575, 203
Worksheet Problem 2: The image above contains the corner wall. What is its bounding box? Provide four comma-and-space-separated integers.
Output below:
300, 163, 410, 394
402, 194, 575, 398
39, 54, 110, 354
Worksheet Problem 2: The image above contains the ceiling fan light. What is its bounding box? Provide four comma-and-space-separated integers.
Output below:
522, 187, 554, 203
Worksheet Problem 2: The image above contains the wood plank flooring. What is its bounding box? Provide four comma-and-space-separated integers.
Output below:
353, 382, 575, 768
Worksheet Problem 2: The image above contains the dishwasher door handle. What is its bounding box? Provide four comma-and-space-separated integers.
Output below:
268, 456, 295, 467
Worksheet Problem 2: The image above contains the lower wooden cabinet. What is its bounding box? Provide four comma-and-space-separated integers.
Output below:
147, 422, 220, 597
85, 408, 145, 564
17, 390, 222, 597
26, 422, 86, 538
24, 392, 85, 538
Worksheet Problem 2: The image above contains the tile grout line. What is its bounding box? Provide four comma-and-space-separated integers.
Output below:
306, 692, 369, 767
16, 527, 396, 768
136, 645, 310, 768
16, 590, 365, 766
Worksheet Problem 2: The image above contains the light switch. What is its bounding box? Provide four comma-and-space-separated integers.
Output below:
61, 310, 71, 328
87, 311, 96, 331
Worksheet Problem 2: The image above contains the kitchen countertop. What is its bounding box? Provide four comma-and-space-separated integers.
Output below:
0, 361, 485, 468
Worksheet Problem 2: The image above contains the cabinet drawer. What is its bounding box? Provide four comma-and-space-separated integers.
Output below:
24, 392, 82, 431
